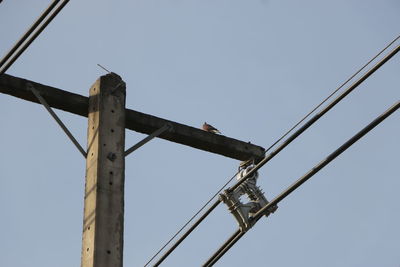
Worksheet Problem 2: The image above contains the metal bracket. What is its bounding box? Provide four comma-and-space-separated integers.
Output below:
27, 83, 87, 158
124, 123, 173, 157
220, 164, 277, 232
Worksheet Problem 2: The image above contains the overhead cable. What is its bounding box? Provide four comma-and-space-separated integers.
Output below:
150, 40, 400, 266
204, 100, 400, 266
0, 0, 69, 75
0, 0, 60, 69
145, 172, 238, 267
230, 43, 400, 192
262, 34, 400, 154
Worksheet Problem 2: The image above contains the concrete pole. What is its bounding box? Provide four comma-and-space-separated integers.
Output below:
81, 73, 126, 267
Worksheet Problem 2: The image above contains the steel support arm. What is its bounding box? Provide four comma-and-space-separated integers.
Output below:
125, 124, 172, 157
0, 74, 265, 161
28, 83, 87, 157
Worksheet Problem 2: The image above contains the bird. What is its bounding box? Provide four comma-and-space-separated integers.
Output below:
202, 122, 221, 134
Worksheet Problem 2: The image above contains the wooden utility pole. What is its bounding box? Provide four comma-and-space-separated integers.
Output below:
81, 73, 126, 267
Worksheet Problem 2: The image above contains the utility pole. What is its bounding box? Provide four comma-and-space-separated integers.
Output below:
81, 74, 126, 267
0, 73, 265, 162
0, 73, 265, 267
1, 2, 398, 264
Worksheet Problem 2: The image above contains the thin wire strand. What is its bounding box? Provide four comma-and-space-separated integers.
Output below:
144, 34, 400, 266
143, 171, 240, 267
262, 34, 400, 154
0, 0, 70, 75
0, 0, 60, 68
204, 100, 400, 266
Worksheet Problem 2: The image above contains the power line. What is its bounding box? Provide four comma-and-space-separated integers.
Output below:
144, 172, 238, 266
204, 100, 400, 266
149, 39, 400, 266
262, 34, 400, 154
203, 230, 242, 267
230, 43, 400, 192
0, 0, 60, 69
0, 0, 70, 75
152, 200, 221, 267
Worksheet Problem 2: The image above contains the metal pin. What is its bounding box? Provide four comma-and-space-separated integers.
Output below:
97, 63, 111, 74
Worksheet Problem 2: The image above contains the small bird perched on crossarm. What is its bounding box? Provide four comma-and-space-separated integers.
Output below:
202, 122, 221, 134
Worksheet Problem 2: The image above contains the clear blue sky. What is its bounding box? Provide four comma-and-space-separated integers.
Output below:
1, 1, 399, 266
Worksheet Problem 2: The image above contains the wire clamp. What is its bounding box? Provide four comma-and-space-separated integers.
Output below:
220, 160, 277, 232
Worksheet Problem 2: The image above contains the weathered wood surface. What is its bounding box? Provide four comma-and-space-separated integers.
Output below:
0, 74, 265, 160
